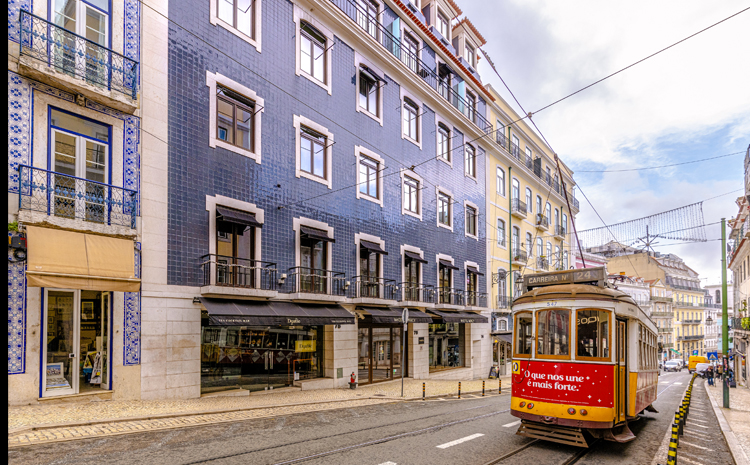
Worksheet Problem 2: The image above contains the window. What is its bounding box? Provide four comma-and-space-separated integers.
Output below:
496, 167, 505, 195
554, 208, 559, 227
525, 146, 532, 160
300, 227, 329, 294
525, 188, 532, 213
438, 192, 451, 227
437, 124, 450, 161
562, 213, 568, 233
437, 11, 449, 39
537, 238, 543, 257
403, 175, 419, 214
52, 0, 109, 78
536, 309, 571, 357
526, 233, 533, 254
439, 261, 453, 303
359, 243, 380, 297
546, 242, 552, 260
563, 251, 568, 270
217, 86, 254, 152
300, 22, 326, 83
300, 126, 327, 179
356, 0, 378, 38
404, 252, 421, 301
512, 226, 520, 251
464, 43, 475, 67
511, 135, 520, 153
465, 90, 477, 122
217, 0, 254, 38
466, 269, 478, 305
49, 109, 110, 223
554, 246, 561, 269
465, 205, 477, 237
402, 32, 419, 73
536, 195, 542, 215
358, 69, 379, 116
512, 179, 520, 200
514, 312, 532, 357
545, 202, 552, 220
215, 207, 256, 287
359, 155, 379, 199
497, 219, 506, 246
403, 98, 419, 142
464, 144, 476, 178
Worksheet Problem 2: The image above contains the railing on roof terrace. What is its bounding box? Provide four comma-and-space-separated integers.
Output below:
19, 11, 138, 99
330, 0, 491, 133
18, 165, 137, 228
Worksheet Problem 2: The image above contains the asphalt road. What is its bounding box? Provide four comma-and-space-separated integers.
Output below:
9, 371, 719, 465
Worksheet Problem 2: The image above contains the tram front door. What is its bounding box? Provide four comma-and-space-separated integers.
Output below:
616, 320, 627, 423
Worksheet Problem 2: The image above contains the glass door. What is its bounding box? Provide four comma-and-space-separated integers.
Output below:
52, 0, 109, 83
43, 290, 79, 397
616, 320, 627, 423
100, 293, 110, 390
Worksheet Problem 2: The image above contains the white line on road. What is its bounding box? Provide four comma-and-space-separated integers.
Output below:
377, 462, 398, 465
674, 382, 683, 385
436, 433, 485, 449
677, 455, 706, 465
502, 420, 521, 428
689, 423, 710, 429
680, 441, 713, 451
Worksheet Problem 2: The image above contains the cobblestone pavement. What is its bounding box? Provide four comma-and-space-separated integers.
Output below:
8, 377, 509, 447
706, 379, 750, 464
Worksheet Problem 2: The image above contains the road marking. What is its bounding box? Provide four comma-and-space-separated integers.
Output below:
378, 462, 398, 465
680, 440, 713, 451
674, 382, 683, 385
677, 455, 707, 465
436, 433, 484, 449
502, 420, 521, 428
660, 381, 670, 384
688, 423, 710, 429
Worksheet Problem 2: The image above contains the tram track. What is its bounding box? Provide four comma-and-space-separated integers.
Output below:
482, 438, 601, 465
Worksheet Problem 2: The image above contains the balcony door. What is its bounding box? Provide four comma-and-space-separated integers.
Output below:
404, 257, 420, 301
50, 109, 109, 223
52, 0, 109, 84
216, 220, 255, 288
359, 247, 380, 298
300, 236, 327, 294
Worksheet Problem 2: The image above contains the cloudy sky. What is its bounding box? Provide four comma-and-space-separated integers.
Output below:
462, 0, 750, 285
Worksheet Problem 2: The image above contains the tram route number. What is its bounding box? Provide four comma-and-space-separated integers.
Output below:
545, 301, 559, 307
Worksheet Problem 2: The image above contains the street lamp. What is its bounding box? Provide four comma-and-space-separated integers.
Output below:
706, 315, 713, 326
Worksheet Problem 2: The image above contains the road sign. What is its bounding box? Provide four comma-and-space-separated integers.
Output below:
708, 352, 718, 361
693, 350, 699, 356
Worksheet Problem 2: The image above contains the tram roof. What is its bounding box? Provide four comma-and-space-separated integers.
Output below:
513, 282, 637, 306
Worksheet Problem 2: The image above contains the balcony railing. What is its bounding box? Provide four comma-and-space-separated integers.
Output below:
330, 0, 492, 133
200, 254, 277, 290
651, 295, 673, 302
438, 287, 463, 306
349, 276, 397, 300
554, 225, 567, 237
398, 282, 435, 303
497, 295, 510, 309
682, 319, 702, 324
511, 198, 527, 215
19, 10, 138, 99
495, 132, 508, 149
659, 327, 674, 333
651, 311, 674, 318
537, 257, 549, 270
18, 165, 137, 228
512, 248, 528, 263
287, 267, 346, 296
464, 290, 487, 308
510, 143, 521, 160
536, 214, 549, 228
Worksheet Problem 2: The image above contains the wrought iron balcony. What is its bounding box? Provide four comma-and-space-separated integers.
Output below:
554, 225, 567, 237
287, 267, 347, 296
19, 10, 138, 100
650, 311, 674, 318
464, 290, 487, 308
497, 295, 510, 309
659, 327, 674, 333
511, 198, 527, 218
682, 319, 702, 324
525, 155, 533, 170
438, 287, 463, 306
651, 295, 673, 303
536, 257, 549, 270
18, 165, 137, 228
495, 132, 508, 149
511, 249, 528, 265
349, 276, 397, 300
397, 282, 435, 304
330, 0, 492, 133
510, 143, 521, 160
535, 214, 549, 229
200, 254, 278, 290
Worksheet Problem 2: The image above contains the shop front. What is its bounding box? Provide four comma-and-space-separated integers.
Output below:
426, 310, 487, 372
25, 226, 140, 398
199, 298, 354, 393
355, 307, 432, 384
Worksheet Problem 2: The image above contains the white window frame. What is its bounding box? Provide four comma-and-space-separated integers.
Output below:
293, 216, 334, 273
400, 168, 423, 220
434, 113, 452, 167
355, 145, 384, 207
294, 6, 333, 95
436, 186, 454, 231
206, 194, 265, 281
401, 244, 424, 288
354, 53, 384, 126
436, 8, 450, 41
436, 253, 455, 293
496, 166, 506, 197
210, 0, 262, 51
496, 218, 506, 248
464, 199, 479, 240
207, 71, 264, 163
294, 115, 333, 189
355, 232, 385, 285
464, 143, 476, 180
400, 87, 423, 149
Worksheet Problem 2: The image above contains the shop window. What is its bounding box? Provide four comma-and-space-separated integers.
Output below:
429, 323, 464, 371
576, 309, 610, 360
514, 312, 532, 357
358, 325, 405, 384
536, 309, 571, 358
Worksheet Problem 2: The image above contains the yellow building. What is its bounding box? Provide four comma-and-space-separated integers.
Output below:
483, 84, 580, 350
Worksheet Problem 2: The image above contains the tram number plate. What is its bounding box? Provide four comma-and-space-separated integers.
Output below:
545, 302, 559, 307
512, 361, 520, 374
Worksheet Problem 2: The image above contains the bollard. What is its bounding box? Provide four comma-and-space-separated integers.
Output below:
423, 382, 425, 401
671, 422, 680, 447
667, 434, 678, 465
499, 379, 502, 394
678, 409, 684, 435
458, 381, 461, 399
482, 380, 485, 396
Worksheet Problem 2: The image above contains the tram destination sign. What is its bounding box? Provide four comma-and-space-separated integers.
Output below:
523, 267, 606, 293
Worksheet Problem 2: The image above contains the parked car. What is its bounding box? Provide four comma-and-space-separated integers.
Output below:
695, 363, 711, 378
664, 360, 682, 372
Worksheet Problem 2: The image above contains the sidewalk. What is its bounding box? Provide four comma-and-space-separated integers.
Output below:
8, 376, 510, 447
705, 379, 750, 465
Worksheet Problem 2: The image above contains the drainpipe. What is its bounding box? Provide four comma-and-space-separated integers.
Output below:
508, 165, 513, 305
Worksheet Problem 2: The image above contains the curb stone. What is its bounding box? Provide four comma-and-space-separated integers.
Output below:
704, 379, 750, 465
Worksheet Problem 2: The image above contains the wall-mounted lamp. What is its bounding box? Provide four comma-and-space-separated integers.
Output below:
278, 273, 287, 286
344, 281, 350, 290
192, 297, 201, 304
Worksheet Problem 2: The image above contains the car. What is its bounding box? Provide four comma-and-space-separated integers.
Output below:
695, 363, 711, 378
664, 360, 682, 372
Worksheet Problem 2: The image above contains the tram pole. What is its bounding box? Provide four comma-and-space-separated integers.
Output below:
721, 218, 729, 409
401, 308, 408, 398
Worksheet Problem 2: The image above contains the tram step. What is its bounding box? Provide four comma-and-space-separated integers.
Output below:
516, 420, 588, 448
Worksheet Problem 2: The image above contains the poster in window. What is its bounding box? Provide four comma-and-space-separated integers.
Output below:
82, 302, 95, 320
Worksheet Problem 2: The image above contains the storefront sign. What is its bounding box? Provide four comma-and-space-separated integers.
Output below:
295, 340, 316, 352
512, 360, 614, 407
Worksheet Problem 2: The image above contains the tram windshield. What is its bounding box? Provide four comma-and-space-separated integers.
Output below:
576, 309, 610, 360
514, 312, 533, 356
536, 309, 570, 357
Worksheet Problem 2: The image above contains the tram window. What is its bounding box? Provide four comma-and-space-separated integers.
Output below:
536, 309, 570, 358
576, 309, 610, 360
514, 312, 533, 357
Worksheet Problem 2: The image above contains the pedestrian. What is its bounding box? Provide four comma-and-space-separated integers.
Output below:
707, 366, 714, 386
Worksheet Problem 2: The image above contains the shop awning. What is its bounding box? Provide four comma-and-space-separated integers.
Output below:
25, 226, 140, 292
404, 251, 427, 264
494, 333, 513, 344
467, 265, 484, 276
216, 206, 262, 228
439, 259, 459, 271
427, 309, 488, 324
360, 240, 387, 255
300, 226, 335, 243
200, 298, 354, 326
356, 307, 433, 324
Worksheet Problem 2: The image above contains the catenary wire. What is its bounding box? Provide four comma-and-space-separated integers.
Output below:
575, 151, 744, 173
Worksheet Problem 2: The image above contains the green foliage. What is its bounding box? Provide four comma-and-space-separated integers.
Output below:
8, 222, 18, 232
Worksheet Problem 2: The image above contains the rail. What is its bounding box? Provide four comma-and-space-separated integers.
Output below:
349, 276, 397, 300
497, 295, 510, 309
511, 248, 527, 263
200, 254, 277, 290
287, 267, 347, 296
18, 164, 137, 228
464, 290, 488, 308
535, 214, 549, 228
19, 10, 138, 99
511, 198, 527, 215
437, 287, 464, 306
554, 225, 567, 237
536, 257, 549, 270
397, 282, 435, 303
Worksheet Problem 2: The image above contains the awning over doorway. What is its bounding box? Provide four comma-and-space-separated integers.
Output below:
300, 226, 335, 242
494, 333, 513, 344
216, 205, 262, 228
360, 240, 387, 255
438, 259, 459, 270
200, 298, 355, 326
404, 251, 427, 264
356, 307, 433, 324
25, 226, 140, 292
427, 309, 488, 324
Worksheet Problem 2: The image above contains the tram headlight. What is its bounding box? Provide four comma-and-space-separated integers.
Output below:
519, 401, 526, 408
579, 409, 588, 416
527, 403, 534, 409
567, 408, 576, 415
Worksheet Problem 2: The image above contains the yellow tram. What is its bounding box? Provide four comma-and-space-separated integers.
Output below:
510, 267, 659, 447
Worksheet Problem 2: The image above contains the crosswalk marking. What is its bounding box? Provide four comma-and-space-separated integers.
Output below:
436, 433, 484, 449
503, 420, 521, 428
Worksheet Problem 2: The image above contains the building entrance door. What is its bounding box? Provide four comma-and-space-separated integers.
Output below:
357, 325, 407, 384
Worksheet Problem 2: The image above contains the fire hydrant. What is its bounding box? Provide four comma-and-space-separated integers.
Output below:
349, 372, 357, 389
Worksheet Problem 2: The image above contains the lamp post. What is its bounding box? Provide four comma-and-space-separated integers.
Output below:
721, 218, 729, 408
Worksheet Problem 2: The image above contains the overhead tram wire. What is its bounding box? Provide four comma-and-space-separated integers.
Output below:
575, 151, 745, 173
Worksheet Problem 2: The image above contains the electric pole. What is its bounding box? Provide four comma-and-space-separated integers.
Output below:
722, 218, 729, 408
